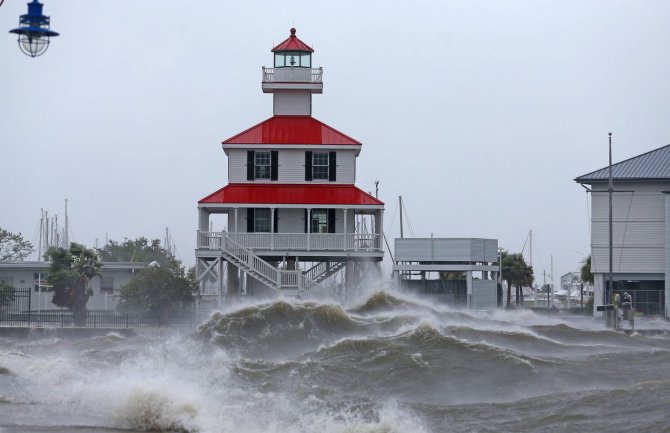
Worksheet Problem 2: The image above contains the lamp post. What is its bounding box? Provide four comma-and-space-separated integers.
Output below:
9, 0, 59, 57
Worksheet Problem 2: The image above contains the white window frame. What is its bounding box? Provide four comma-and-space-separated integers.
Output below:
312, 152, 329, 180
255, 151, 271, 179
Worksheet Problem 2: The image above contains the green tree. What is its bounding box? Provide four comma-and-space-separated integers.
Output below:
47, 243, 102, 325
117, 266, 196, 320
0, 282, 15, 307
97, 237, 181, 272
0, 227, 34, 261
580, 255, 594, 284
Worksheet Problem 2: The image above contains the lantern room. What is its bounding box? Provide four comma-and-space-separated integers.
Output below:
262, 28, 322, 97
272, 28, 314, 68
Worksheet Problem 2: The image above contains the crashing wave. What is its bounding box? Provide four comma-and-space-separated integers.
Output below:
117, 388, 199, 432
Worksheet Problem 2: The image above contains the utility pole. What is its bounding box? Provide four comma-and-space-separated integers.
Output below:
608, 132, 614, 313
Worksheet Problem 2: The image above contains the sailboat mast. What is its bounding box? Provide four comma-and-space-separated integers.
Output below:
64, 198, 69, 247
399, 196, 404, 239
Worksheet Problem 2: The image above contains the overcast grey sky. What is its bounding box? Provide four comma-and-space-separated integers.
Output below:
2, 0, 670, 283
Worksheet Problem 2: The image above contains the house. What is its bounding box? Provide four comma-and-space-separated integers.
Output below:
195, 28, 385, 300
0, 261, 146, 311
575, 144, 670, 316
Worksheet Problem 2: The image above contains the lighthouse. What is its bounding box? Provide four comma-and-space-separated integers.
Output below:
195, 28, 384, 300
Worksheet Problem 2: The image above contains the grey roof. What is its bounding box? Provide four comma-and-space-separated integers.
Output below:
575, 144, 670, 183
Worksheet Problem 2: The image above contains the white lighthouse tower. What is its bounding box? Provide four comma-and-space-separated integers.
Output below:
195, 28, 384, 300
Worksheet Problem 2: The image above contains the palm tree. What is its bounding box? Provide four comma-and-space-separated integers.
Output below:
502, 252, 533, 308
47, 243, 102, 325
580, 255, 593, 284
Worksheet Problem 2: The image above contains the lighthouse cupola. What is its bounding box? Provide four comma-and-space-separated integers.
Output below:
263, 28, 323, 115
273, 28, 313, 68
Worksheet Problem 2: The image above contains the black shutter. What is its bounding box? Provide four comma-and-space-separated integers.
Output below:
274, 209, 279, 233
305, 151, 313, 181
247, 208, 254, 233
328, 209, 336, 233
328, 152, 336, 181
247, 151, 255, 181
270, 151, 278, 181
304, 209, 308, 233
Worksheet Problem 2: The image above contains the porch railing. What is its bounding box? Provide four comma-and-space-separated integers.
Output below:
262, 67, 323, 83
197, 231, 382, 252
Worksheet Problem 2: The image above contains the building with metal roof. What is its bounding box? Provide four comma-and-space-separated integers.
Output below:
575, 144, 670, 317
575, 144, 670, 183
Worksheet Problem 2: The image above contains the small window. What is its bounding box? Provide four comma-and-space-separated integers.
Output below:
255, 151, 271, 179
311, 209, 328, 233
254, 209, 271, 233
312, 152, 329, 180
300, 53, 311, 68
101, 277, 114, 294
274, 53, 285, 67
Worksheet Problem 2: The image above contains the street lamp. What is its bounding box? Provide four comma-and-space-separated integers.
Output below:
9, 0, 59, 57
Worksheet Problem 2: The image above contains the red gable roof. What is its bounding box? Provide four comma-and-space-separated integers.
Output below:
199, 184, 383, 206
222, 116, 361, 145
272, 28, 314, 52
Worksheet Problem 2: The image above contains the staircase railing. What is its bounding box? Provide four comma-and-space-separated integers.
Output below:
221, 232, 327, 294
221, 234, 279, 288
304, 261, 346, 283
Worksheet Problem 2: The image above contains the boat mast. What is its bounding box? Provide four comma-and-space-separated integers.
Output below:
64, 198, 69, 247
399, 196, 404, 239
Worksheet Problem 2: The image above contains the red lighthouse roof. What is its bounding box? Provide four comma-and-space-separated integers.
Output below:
271, 28, 314, 52
199, 184, 383, 206
222, 116, 361, 145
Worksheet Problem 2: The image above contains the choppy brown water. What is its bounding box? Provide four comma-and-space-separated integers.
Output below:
1, 290, 670, 433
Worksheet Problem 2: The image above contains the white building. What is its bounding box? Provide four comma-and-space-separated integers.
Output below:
393, 238, 499, 310
195, 28, 384, 300
575, 144, 670, 316
0, 261, 146, 311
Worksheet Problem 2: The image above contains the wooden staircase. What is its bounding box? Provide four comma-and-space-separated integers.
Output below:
220, 233, 337, 297
304, 261, 346, 283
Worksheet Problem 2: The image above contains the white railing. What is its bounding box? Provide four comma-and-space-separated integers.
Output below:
221, 234, 279, 286
281, 271, 301, 288
198, 231, 382, 253
213, 232, 325, 294
305, 261, 329, 282
262, 67, 323, 83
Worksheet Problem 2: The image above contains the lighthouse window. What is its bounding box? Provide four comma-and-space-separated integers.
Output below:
311, 210, 328, 233
274, 51, 311, 68
312, 152, 329, 179
255, 152, 271, 179
254, 209, 271, 233
300, 53, 311, 67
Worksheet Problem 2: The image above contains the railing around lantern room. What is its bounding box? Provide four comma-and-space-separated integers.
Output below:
262, 67, 323, 84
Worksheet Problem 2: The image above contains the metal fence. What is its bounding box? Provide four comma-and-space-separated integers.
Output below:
613, 289, 665, 317
0, 288, 196, 328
